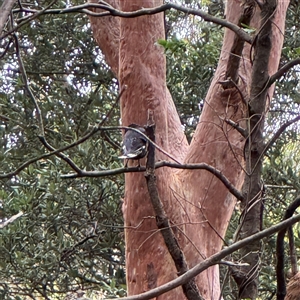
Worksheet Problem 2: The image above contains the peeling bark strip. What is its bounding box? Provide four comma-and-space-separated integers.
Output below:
234, 0, 277, 298
145, 124, 202, 300
224, 0, 255, 86
0, 0, 17, 34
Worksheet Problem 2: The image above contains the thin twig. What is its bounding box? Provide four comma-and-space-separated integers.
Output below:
246, 114, 300, 176
14, 33, 44, 135
221, 117, 247, 138
1, 0, 57, 39
268, 58, 300, 87
263, 115, 300, 155
38, 136, 83, 173
0, 126, 100, 179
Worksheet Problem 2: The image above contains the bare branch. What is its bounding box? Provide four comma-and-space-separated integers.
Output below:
0, 85, 126, 178
14, 33, 44, 136
10, 2, 252, 43
221, 117, 247, 137
0, 0, 17, 34
1, 0, 57, 39
0, 126, 100, 179
61, 160, 244, 201
0, 211, 23, 229
263, 115, 300, 155
37, 136, 83, 173
268, 58, 300, 87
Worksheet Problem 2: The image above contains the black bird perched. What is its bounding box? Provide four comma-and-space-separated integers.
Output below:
119, 124, 148, 165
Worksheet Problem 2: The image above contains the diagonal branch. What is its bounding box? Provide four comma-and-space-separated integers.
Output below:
37, 136, 83, 173
0, 211, 23, 229
14, 33, 44, 136
263, 115, 300, 156
0, 126, 99, 179
0, 0, 17, 34
144, 122, 203, 300
1, 0, 57, 39
268, 58, 300, 87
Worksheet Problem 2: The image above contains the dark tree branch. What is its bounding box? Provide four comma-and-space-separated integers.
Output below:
0, 86, 126, 179
15, 32, 86, 174
61, 161, 243, 201
236, 0, 277, 297
60, 235, 97, 261
268, 58, 300, 87
14, 33, 45, 136
0, 126, 100, 179
37, 136, 83, 173
9, 2, 252, 43
98, 86, 127, 127
35, 85, 127, 174
276, 195, 300, 300
144, 120, 203, 300
263, 115, 300, 155
1, 0, 57, 39
111, 214, 300, 300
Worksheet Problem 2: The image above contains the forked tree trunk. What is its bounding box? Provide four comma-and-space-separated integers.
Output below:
89, 0, 288, 298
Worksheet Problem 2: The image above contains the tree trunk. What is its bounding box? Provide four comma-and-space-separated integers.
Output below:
285, 272, 300, 300
89, 0, 288, 298
232, 1, 289, 298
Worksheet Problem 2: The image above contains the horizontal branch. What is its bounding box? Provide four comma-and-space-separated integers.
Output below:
11, 2, 252, 43
111, 214, 300, 300
61, 161, 244, 201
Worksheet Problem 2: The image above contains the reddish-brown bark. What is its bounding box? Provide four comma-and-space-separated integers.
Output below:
89, 0, 288, 298
285, 272, 300, 300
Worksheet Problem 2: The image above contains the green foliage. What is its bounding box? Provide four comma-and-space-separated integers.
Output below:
161, 16, 223, 140
0, 1, 125, 298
